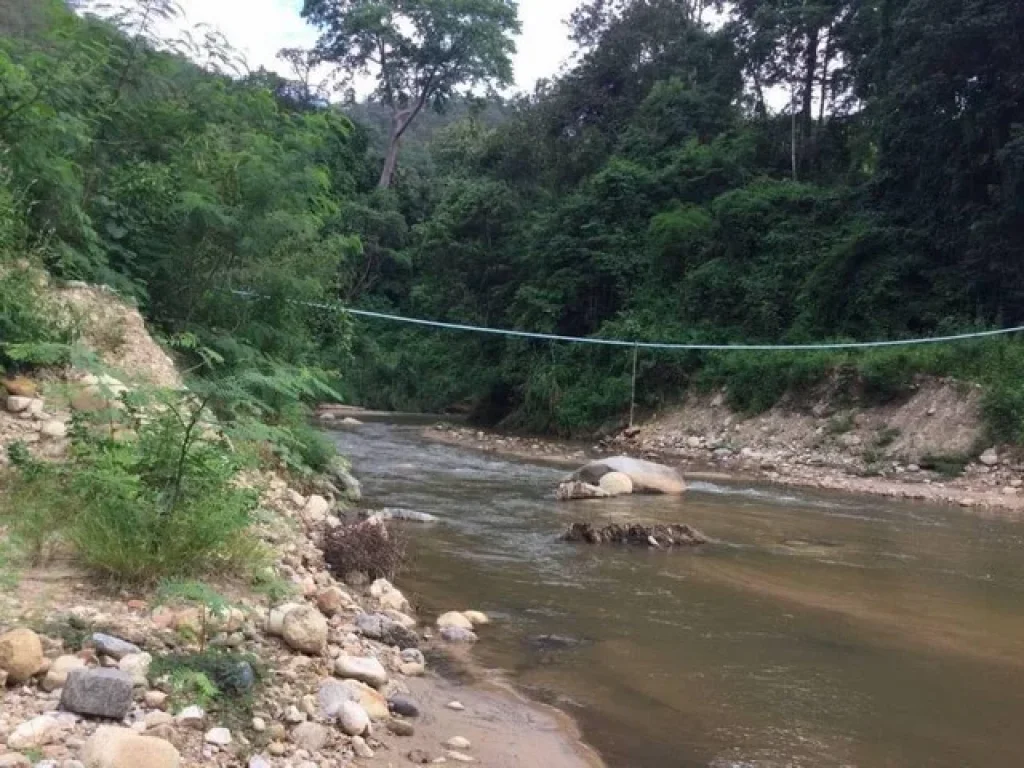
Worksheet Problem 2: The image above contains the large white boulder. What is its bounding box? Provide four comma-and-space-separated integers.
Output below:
573, 456, 685, 495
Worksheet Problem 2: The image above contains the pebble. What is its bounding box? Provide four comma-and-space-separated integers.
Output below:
446, 701, 465, 711
388, 719, 415, 736
447, 752, 475, 763
338, 700, 370, 736
284, 705, 306, 723
388, 695, 421, 717
445, 737, 471, 750
88, 633, 141, 660
251, 717, 267, 732
204, 727, 232, 746
351, 735, 374, 758
175, 705, 206, 729
267, 741, 287, 756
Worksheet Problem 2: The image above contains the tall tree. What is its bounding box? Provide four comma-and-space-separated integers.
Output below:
302, 0, 520, 188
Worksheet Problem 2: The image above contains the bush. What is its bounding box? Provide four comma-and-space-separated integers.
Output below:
322, 520, 407, 581
1, 390, 259, 583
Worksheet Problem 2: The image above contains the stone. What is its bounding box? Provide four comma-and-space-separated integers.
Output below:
447, 751, 475, 763
327, 459, 362, 502
351, 735, 373, 758
366, 508, 437, 523
554, 481, 610, 501
338, 701, 370, 737
144, 691, 168, 710
388, 696, 420, 718
267, 742, 287, 756
248, 757, 272, 768
284, 705, 306, 724
446, 701, 465, 711
2, 376, 37, 397
7, 715, 60, 750
80, 726, 180, 768
378, 588, 411, 613
6, 396, 33, 413
318, 679, 349, 719
342, 679, 389, 720
0, 754, 30, 768
117, 653, 151, 687
60, 669, 134, 719
0, 628, 45, 684
88, 634, 140, 661
369, 578, 394, 598
41, 655, 86, 692
303, 495, 330, 522
266, 603, 302, 636
461, 611, 489, 626
203, 728, 231, 746
290, 722, 328, 752
439, 627, 478, 644
282, 605, 328, 654
174, 705, 205, 729
686, 435, 702, 449
316, 587, 353, 617
388, 719, 415, 737
251, 717, 266, 732
399, 662, 425, 677
570, 456, 686, 495
143, 712, 173, 729
445, 737, 471, 750
335, 656, 388, 688
355, 613, 418, 648
436, 612, 473, 631
980, 448, 999, 466
40, 421, 67, 439
598, 471, 633, 496
407, 750, 432, 764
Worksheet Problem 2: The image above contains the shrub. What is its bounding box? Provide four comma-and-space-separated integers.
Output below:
322, 520, 407, 581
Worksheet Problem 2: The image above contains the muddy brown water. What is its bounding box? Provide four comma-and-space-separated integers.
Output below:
330, 422, 1024, 767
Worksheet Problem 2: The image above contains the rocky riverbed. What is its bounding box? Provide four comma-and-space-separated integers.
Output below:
0, 471, 601, 768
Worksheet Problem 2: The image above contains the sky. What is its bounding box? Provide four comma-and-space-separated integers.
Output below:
163, 0, 582, 94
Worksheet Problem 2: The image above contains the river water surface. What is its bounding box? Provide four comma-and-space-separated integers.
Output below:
331, 422, 1024, 767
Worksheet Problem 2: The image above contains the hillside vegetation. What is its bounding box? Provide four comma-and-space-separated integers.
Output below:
2, 0, 1024, 445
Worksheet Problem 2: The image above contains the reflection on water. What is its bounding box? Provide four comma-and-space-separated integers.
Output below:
330, 422, 1024, 768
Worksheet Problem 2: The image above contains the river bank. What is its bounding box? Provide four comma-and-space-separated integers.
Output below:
416, 421, 1024, 514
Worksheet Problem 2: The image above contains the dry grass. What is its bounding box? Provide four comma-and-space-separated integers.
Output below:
322, 520, 407, 581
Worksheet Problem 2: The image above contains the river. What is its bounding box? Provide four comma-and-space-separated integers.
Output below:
330, 421, 1024, 767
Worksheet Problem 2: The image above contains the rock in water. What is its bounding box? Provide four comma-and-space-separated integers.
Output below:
571, 456, 686, 495
598, 471, 633, 496
462, 610, 489, 626
281, 605, 328, 654
327, 458, 362, 502
355, 612, 419, 648
89, 633, 141, 660
440, 626, 478, 644
338, 701, 370, 736
555, 481, 610, 501
388, 695, 421, 718
436, 611, 473, 631
562, 521, 706, 547
335, 656, 388, 688
81, 726, 180, 768
0, 628, 44, 684
60, 669, 134, 719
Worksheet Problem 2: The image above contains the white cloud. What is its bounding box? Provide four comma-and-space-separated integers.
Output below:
145, 0, 577, 94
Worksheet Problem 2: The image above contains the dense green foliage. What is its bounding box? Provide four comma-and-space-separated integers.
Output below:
3, 0, 1024, 443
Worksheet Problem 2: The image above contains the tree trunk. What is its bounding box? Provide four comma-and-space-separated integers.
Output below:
378, 114, 402, 189
791, 86, 799, 182
801, 25, 820, 141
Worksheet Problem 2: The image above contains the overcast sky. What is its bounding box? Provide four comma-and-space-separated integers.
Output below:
164, 0, 581, 94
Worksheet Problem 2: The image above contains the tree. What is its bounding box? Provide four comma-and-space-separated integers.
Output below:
302, 0, 520, 188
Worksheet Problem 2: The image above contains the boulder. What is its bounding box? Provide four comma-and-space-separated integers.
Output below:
290, 722, 328, 752
118, 653, 151, 687
388, 696, 421, 718
303, 495, 330, 522
41, 655, 86, 691
281, 605, 328, 654
598, 471, 633, 496
81, 726, 180, 768
355, 613, 418, 648
7, 715, 60, 750
338, 701, 370, 737
0, 628, 45, 684
980, 448, 999, 466
555, 481, 610, 501
436, 612, 473, 631
461, 611, 489, 626
570, 456, 685, 495
315, 587, 354, 617
88, 634, 141, 661
341, 679, 390, 720
60, 668, 134, 719
334, 656, 388, 688
6, 396, 33, 413
439, 627, 478, 644
266, 603, 302, 636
